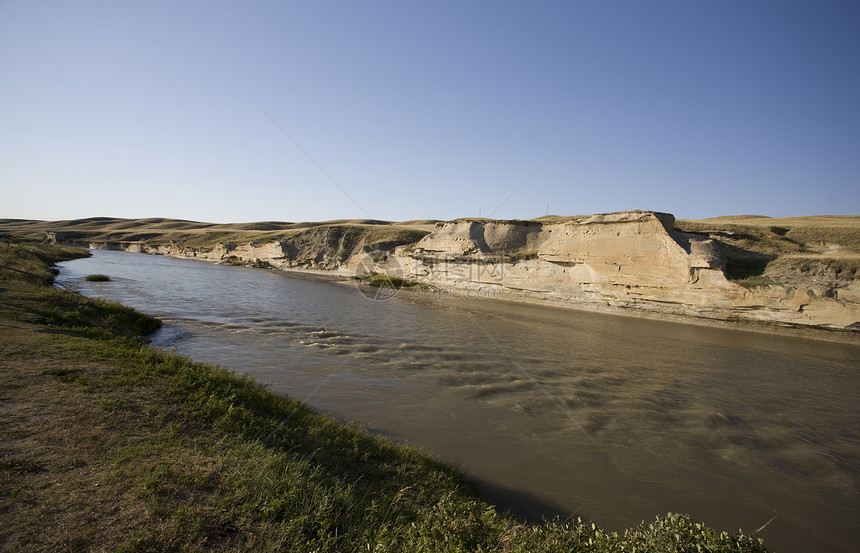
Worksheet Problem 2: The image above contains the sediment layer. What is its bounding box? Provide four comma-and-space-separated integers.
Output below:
4, 211, 857, 332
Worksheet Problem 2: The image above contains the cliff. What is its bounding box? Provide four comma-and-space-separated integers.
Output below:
390, 212, 859, 330
4, 212, 858, 333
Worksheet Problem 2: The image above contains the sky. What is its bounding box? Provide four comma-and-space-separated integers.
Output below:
1, 1, 859, 223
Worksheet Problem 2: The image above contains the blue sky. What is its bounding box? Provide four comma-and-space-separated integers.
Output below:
1, 1, 858, 223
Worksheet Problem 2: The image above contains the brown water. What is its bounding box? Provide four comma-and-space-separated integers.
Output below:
58, 250, 860, 552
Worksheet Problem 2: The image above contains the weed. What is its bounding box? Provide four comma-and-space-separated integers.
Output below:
85, 274, 111, 281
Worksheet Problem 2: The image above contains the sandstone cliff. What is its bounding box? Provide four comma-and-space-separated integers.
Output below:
387, 212, 859, 330
6, 212, 857, 333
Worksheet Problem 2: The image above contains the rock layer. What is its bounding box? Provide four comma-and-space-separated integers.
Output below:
48, 212, 860, 332
397, 213, 860, 329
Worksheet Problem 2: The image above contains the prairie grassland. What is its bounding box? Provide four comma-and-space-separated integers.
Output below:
0, 217, 435, 251
676, 215, 860, 285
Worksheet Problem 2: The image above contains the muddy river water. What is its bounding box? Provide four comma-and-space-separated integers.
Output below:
57, 250, 859, 552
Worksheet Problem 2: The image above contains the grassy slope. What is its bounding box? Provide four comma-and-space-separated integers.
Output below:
0, 240, 769, 552
0, 217, 435, 251
676, 215, 860, 286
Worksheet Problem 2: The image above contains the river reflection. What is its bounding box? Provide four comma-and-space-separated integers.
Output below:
57, 250, 860, 553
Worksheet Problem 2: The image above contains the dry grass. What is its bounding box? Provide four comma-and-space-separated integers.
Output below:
690, 215, 860, 227
677, 216, 860, 253
676, 215, 860, 285
0, 217, 434, 249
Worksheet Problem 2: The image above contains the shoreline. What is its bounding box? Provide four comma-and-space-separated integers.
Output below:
1, 210, 852, 335
92, 246, 860, 346
0, 239, 775, 552
280, 265, 860, 345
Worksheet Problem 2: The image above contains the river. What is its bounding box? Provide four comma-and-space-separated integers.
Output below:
56, 250, 859, 552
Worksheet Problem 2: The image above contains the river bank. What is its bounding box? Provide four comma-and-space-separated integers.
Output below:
50, 245, 860, 553
83, 244, 860, 345
234, 263, 860, 345
3, 211, 858, 336
385, 277, 860, 345
0, 241, 776, 552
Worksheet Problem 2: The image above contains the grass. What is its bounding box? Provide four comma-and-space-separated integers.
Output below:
0, 241, 770, 552
675, 220, 805, 257
0, 238, 89, 284
360, 272, 423, 289
731, 275, 783, 289
773, 255, 860, 278
676, 216, 860, 285
0, 217, 433, 252
676, 216, 860, 256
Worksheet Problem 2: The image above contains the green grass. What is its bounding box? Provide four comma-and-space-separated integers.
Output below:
85, 273, 112, 281
361, 272, 422, 289
24, 288, 162, 337
0, 238, 89, 284
0, 242, 770, 552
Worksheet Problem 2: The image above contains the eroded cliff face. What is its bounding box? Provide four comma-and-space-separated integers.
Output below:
95, 225, 424, 271
406, 212, 726, 289
396, 212, 732, 311
76, 212, 860, 331
389, 212, 859, 329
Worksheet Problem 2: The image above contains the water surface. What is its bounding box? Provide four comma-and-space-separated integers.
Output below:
58, 250, 860, 552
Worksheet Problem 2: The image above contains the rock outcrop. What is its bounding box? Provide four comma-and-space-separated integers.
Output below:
44, 211, 860, 332
399, 211, 730, 302
390, 212, 859, 330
